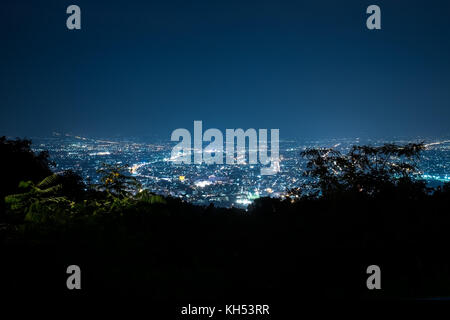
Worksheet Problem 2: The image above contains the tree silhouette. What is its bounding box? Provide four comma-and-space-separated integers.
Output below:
95, 163, 141, 198
0, 137, 53, 218
293, 142, 427, 199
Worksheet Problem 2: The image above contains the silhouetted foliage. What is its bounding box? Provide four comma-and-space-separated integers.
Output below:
0, 137, 53, 218
290, 142, 428, 200
95, 163, 141, 198
59, 170, 86, 201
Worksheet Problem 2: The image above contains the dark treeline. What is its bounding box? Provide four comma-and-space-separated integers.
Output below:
1, 136, 450, 301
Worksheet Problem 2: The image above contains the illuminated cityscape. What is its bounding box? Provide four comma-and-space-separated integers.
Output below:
30, 133, 450, 208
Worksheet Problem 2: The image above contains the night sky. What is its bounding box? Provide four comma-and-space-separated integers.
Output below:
1, 0, 450, 139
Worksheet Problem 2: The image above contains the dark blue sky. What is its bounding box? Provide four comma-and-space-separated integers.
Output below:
1, 0, 450, 139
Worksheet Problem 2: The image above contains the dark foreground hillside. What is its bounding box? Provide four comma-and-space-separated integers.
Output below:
1, 137, 450, 304
2, 194, 450, 301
